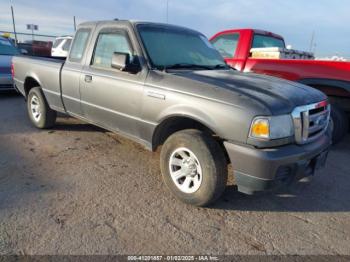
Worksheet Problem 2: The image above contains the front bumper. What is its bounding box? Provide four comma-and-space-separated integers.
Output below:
224, 134, 331, 195
0, 74, 14, 90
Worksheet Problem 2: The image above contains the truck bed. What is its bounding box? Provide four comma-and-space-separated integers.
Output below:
12, 55, 66, 112
242, 58, 350, 84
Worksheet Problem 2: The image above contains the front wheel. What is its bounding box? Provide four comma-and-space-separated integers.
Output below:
160, 129, 227, 207
27, 87, 57, 129
330, 104, 349, 144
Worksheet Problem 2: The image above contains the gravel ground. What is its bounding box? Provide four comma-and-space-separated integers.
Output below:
0, 93, 349, 255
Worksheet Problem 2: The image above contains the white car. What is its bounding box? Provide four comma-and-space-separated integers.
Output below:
51, 36, 72, 57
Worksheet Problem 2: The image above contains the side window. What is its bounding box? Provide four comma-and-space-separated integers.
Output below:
211, 33, 239, 58
62, 39, 72, 51
92, 31, 132, 69
69, 29, 90, 62
53, 39, 63, 48
252, 34, 285, 48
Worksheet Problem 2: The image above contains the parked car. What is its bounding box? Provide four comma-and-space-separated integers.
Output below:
0, 35, 20, 91
18, 40, 52, 57
13, 20, 331, 206
51, 36, 73, 57
210, 29, 350, 143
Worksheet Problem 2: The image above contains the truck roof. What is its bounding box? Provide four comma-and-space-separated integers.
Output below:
78, 20, 204, 36
215, 28, 284, 40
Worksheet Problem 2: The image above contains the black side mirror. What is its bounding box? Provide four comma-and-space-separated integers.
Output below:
111, 52, 129, 71
111, 52, 141, 74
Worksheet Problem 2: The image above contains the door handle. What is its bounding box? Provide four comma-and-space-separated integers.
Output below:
84, 75, 92, 83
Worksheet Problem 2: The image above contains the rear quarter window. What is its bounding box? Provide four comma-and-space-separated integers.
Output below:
69, 29, 91, 62
252, 34, 285, 48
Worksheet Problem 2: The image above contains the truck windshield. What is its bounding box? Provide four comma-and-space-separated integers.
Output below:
252, 34, 285, 49
137, 24, 227, 70
0, 38, 19, 55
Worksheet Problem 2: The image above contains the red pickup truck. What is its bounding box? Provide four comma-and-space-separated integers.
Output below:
210, 29, 350, 143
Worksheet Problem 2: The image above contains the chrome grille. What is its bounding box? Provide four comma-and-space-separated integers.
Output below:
291, 101, 331, 144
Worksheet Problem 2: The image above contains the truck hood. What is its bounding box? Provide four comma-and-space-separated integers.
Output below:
0, 55, 12, 74
171, 69, 327, 115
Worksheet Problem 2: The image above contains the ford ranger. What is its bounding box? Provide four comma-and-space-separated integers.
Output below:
210, 28, 350, 143
12, 20, 331, 206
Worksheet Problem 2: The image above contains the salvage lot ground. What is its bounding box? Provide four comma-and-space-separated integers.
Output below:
0, 93, 349, 255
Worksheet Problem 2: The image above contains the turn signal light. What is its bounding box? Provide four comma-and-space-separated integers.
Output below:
250, 118, 270, 139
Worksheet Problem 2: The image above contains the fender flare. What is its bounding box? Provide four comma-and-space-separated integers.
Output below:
23, 72, 44, 95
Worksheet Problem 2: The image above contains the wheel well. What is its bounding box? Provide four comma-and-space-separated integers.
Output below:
24, 77, 40, 97
308, 84, 349, 98
309, 84, 350, 113
152, 116, 215, 147
152, 116, 230, 163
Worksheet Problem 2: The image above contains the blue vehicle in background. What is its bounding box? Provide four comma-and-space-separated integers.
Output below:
0, 35, 21, 91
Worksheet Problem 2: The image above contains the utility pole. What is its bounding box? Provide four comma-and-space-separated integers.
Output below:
73, 16, 77, 31
10, 0, 18, 45
166, 0, 169, 23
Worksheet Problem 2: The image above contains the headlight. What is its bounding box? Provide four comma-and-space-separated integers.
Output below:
250, 115, 294, 140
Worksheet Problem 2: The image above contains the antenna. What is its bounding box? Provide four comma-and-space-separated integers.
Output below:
309, 30, 315, 52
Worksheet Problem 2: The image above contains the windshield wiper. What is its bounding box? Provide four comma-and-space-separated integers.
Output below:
212, 64, 230, 70
163, 63, 214, 71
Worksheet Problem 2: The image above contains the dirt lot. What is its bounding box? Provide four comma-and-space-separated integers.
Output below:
0, 93, 349, 255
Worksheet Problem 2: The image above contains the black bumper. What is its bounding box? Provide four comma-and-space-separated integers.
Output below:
224, 134, 331, 195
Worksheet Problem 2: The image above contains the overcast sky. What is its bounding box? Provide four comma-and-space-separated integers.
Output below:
0, 0, 349, 58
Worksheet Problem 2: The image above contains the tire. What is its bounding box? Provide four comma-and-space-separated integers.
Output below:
27, 87, 57, 129
330, 104, 349, 144
160, 129, 227, 207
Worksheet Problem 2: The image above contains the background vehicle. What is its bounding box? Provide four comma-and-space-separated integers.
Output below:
210, 29, 350, 143
51, 36, 73, 57
12, 20, 331, 206
0, 35, 20, 91
18, 40, 52, 57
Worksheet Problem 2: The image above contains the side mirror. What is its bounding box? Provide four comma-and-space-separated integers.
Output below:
20, 49, 28, 55
111, 52, 129, 71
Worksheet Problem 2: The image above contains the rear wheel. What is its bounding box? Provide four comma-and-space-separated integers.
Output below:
330, 104, 349, 144
27, 87, 57, 129
160, 129, 227, 207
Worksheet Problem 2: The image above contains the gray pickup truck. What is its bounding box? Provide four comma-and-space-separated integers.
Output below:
13, 20, 332, 206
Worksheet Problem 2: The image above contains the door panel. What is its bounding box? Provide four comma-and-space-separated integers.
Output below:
61, 28, 92, 116
80, 69, 144, 136
80, 29, 146, 138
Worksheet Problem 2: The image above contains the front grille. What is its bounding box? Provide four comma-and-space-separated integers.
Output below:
291, 101, 331, 144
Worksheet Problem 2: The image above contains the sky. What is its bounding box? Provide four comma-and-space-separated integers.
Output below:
0, 0, 349, 58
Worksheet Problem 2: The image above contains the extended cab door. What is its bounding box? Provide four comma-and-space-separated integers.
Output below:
61, 27, 93, 116
80, 24, 147, 138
